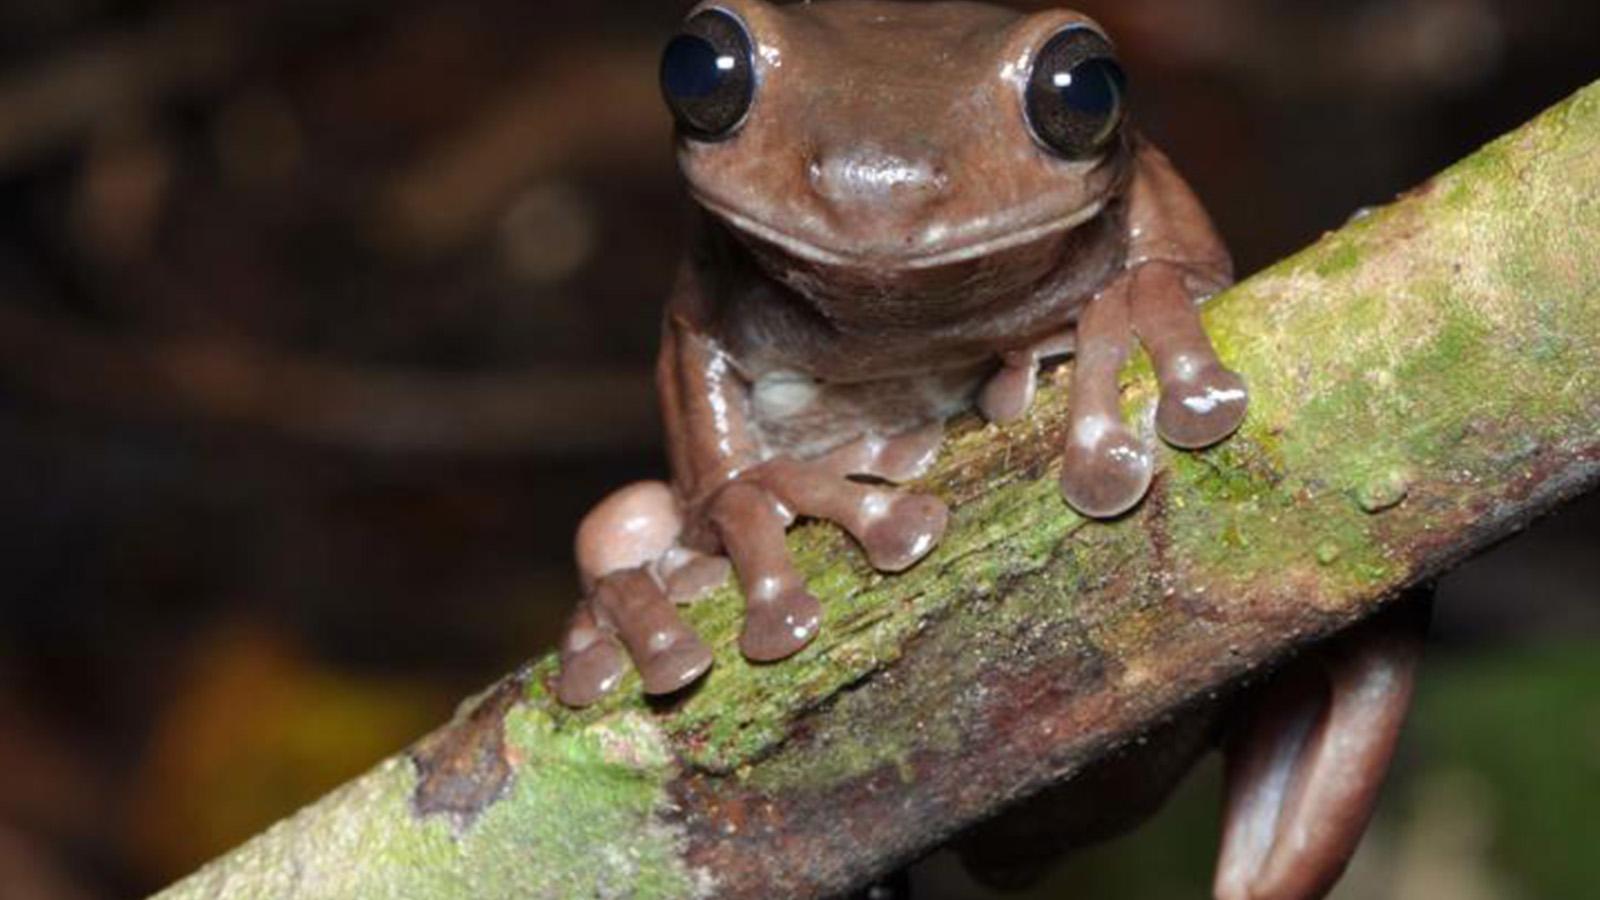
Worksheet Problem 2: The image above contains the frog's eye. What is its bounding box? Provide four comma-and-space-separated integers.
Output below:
1024, 26, 1127, 160
660, 10, 756, 141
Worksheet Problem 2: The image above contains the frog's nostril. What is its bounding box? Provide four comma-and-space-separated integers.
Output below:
807, 147, 946, 205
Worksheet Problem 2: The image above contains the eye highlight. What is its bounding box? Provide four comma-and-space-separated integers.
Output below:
660, 10, 756, 141
1024, 27, 1127, 160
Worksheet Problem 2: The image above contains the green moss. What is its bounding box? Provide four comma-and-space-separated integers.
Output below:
1313, 238, 1363, 278
157, 706, 711, 900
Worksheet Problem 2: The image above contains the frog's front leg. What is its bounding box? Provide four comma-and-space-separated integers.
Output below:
555, 300, 762, 708
978, 142, 1245, 518
1054, 141, 1248, 518
1123, 141, 1248, 450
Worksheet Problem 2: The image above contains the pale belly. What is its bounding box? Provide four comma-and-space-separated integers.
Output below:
747, 362, 992, 461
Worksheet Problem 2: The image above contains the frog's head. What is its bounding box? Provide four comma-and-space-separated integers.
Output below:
661, 0, 1133, 325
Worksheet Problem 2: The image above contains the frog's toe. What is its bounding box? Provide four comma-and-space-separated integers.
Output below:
1157, 364, 1248, 450
977, 360, 1037, 425
1059, 418, 1154, 519
740, 589, 822, 662
596, 568, 715, 697
660, 549, 733, 604
556, 641, 627, 708
637, 631, 715, 695
556, 606, 628, 708
863, 422, 945, 483
859, 491, 948, 572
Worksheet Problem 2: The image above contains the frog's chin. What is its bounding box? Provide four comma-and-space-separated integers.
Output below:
696, 194, 1106, 274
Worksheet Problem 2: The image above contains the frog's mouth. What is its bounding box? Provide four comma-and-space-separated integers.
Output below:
694, 193, 1107, 272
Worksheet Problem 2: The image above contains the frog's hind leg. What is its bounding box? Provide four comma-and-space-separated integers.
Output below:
556, 481, 713, 707
1214, 601, 1428, 900
1059, 283, 1156, 518
1127, 261, 1248, 449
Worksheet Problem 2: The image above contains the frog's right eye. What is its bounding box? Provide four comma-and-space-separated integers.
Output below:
1024, 26, 1127, 160
660, 10, 756, 141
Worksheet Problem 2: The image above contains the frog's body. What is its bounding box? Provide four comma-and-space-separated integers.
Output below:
555, 4, 1421, 899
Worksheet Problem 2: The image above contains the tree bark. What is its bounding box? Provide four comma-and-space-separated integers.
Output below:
155, 81, 1600, 900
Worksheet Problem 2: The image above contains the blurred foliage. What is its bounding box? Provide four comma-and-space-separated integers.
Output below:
1406, 645, 1600, 897
124, 621, 453, 880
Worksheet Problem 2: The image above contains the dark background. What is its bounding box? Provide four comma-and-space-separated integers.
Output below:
0, 1, 1595, 897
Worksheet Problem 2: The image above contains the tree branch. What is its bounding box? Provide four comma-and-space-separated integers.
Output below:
154, 81, 1600, 900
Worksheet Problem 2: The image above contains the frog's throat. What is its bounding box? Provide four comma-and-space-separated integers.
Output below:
693, 193, 1107, 272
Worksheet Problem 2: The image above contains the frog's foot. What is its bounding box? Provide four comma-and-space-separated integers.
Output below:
1059, 283, 1154, 518
596, 569, 714, 695
1215, 604, 1427, 900
556, 568, 714, 707
763, 426, 950, 573
978, 331, 1076, 425
1127, 261, 1248, 450
558, 481, 715, 708
706, 481, 822, 662
710, 427, 950, 661
555, 603, 627, 708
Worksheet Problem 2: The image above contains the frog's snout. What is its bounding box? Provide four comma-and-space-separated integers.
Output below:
805, 144, 949, 211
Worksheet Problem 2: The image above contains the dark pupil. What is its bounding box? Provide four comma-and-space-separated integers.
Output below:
662, 35, 726, 99
1054, 58, 1120, 117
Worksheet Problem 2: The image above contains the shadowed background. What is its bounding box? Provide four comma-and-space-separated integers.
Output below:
0, 0, 1595, 897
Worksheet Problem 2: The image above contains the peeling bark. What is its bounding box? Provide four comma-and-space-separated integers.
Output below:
153, 81, 1600, 900
409, 669, 528, 830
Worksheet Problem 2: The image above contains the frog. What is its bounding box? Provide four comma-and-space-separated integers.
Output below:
554, 3, 1421, 898
558, 0, 1249, 706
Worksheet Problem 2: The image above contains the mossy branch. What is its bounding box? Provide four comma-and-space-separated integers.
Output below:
154, 81, 1600, 900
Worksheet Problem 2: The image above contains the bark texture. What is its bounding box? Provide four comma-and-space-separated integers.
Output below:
155, 81, 1600, 900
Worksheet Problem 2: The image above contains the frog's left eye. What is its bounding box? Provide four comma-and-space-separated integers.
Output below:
660, 10, 756, 141
1024, 27, 1127, 160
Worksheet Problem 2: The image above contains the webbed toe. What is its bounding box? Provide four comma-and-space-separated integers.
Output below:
1059, 416, 1155, 519
556, 606, 628, 708
637, 633, 715, 695
661, 551, 733, 604
1157, 362, 1248, 450
978, 361, 1037, 425
739, 589, 822, 662
859, 491, 949, 572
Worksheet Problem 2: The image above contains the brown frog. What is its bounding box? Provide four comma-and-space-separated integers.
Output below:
556, 3, 1421, 898
559, 0, 1247, 703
